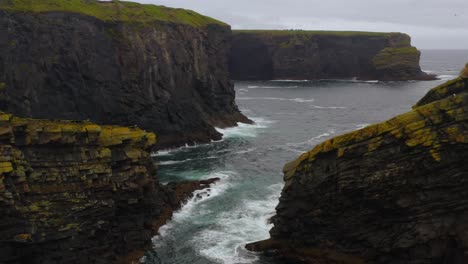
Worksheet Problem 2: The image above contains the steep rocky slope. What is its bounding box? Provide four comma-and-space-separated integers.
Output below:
0, 112, 217, 264
230, 30, 434, 81
0, 0, 250, 149
247, 77, 468, 263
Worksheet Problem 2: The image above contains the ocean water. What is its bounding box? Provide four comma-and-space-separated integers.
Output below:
143, 50, 468, 264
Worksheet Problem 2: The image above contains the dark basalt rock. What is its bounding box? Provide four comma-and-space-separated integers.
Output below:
0, 112, 219, 264
229, 30, 436, 81
247, 77, 468, 263
0, 2, 251, 149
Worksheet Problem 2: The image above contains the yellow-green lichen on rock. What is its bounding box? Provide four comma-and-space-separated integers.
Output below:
0, 112, 161, 263
255, 76, 468, 264
460, 63, 468, 78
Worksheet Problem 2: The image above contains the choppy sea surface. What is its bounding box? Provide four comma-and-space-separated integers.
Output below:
143, 50, 468, 264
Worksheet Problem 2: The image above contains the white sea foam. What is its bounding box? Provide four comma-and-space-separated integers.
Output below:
237, 96, 315, 103
291, 98, 315, 102
152, 171, 236, 247
158, 156, 219, 166
237, 96, 289, 101
151, 141, 217, 157
194, 184, 282, 264
246, 85, 299, 89
286, 130, 336, 148
158, 159, 192, 165
271, 79, 309, 82
215, 117, 274, 139
356, 123, 371, 129
152, 150, 172, 157
237, 97, 345, 109
438, 74, 458, 80
311, 105, 347, 109
234, 147, 257, 155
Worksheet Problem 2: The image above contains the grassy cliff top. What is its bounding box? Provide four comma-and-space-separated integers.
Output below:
0, 0, 226, 27
232, 29, 403, 37
0, 111, 157, 148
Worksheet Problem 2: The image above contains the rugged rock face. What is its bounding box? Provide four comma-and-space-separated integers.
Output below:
230, 30, 435, 81
247, 77, 468, 263
0, 0, 250, 149
0, 112, 217, 264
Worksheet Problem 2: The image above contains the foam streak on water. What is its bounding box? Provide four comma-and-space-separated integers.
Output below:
215, 117, 274, 138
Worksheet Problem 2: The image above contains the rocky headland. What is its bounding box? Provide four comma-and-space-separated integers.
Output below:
247, 76, 468, 263
229, 30, 435, 81
0, 111, 218, 264
0, 0, 251, 149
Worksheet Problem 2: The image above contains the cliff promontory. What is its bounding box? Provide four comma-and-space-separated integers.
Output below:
247, 76, 468, 263
0, 0, 250, 149
230, 30, 434, 81
0, 112, 217, 263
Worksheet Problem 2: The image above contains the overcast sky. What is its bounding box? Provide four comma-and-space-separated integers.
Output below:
134, 0, 468, 49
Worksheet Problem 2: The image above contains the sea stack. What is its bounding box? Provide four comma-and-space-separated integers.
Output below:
0, 0, 251, 149
247, 76, 468, 263
229, 30, 435, 81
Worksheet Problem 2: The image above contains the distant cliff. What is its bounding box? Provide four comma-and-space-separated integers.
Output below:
0, 112, 218, 263
247, 77, 468, 263
0, 0, 250, 149
230, 30, 435, 81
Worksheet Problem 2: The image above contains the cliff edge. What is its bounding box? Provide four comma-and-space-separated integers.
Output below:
0, 0, 251, 149
0, 112, 217, 263
230, 30, 435, 81
247, 76, 468, 263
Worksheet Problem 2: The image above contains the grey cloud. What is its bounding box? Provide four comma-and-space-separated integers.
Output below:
136, 0, 468, 49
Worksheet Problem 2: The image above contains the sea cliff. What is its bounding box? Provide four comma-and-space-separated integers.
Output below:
230, 30, 435, 81
0, 112, 217, 263
0, 0, 250, 149
247, 76, 468, 263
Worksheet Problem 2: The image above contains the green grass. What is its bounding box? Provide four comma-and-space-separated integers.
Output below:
372, 47, 419, 69
232, 29, 397, 37
0, 0, 226, 27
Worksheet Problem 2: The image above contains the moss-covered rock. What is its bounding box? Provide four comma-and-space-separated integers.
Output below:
247, 77, 468, 263
461, 63, 468, 78
0, 112, 217, 263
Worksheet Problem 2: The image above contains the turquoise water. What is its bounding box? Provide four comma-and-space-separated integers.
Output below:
143, 50, 468, 264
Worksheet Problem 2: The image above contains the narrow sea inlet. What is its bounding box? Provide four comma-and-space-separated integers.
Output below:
143, 50, 465, 264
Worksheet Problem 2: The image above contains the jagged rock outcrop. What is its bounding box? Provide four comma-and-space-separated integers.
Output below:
0, 112, 217, 264
229, 30, 435, 81
0, 0, 250, 149
247, 77, 468, 263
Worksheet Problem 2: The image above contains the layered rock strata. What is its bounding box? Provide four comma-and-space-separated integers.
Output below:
230, 30, 435, 81
247, 77, 468, 264
0, 0, 250, 149
0, 112, 216, 264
